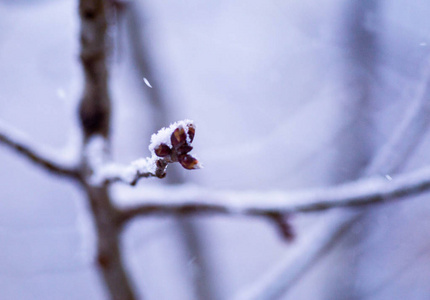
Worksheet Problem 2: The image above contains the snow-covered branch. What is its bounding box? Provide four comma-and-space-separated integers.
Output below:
0, 121, 79, 178
117, 164, 430, 223
89, 120, 201, 186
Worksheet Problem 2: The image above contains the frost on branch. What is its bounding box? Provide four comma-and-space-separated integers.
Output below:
90, 120, 201, 185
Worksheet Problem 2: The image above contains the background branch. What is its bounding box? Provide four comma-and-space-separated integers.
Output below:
233, 57, 430, 300
0, 121, 79, 178
117, 164, 430, 222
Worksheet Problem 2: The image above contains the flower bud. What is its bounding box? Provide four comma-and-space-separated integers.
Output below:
177, 144, 193, 155
154, 143, 172, 157
178, 154, 199, 170
171, 127, 187, 149
187, 124, 195, 143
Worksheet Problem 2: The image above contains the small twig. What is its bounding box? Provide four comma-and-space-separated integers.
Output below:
267, 213, 294, 241
0, 121, 79, 178
91, 156, 168, 186
233, 210, 357, 300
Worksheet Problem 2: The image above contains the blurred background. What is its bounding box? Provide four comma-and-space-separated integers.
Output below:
1, 0, 430, 299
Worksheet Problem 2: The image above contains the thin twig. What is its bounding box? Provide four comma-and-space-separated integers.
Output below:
0, 121, 79, 178
85, 138, 168, 186
98, 157, 168, 186
233, 210, 357, 300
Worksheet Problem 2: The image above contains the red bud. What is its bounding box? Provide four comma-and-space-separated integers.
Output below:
178, 154, 199, 170
171, 127, 187, 149
177, 144, 193, 155
187, 124, 195, 143
154, 143, 172, 157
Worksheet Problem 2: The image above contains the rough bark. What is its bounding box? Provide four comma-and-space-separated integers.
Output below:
78, 1, 136, 299
78, 0, 111, 140
85, 184, 135, 300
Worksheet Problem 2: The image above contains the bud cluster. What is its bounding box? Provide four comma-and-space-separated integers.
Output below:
152, 122, 200, 170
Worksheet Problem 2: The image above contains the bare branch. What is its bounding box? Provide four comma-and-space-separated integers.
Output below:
117, 164, 430, 223
365, 63, 430, 175
0, 121, 79, 178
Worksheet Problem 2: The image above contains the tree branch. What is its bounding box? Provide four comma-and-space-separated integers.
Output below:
77, 1, 136, 299
0, 121, 79, 178
117, 164, 430, 223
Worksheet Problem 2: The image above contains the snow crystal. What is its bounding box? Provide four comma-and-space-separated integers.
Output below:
148, 119, 195, 153
385, 174, 393, 181
143, 77, 153, 88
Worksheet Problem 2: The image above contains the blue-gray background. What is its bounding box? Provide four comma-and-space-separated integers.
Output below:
1, 0, 430, 299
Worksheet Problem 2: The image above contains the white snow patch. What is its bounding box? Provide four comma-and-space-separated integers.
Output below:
90, 157, 159, 185
85, 135, 109, 170
131, 156, 157, 174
